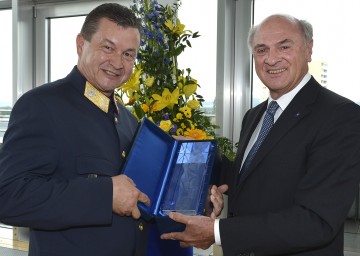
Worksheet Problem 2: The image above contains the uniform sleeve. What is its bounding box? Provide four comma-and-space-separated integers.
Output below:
0, 92, 113, 230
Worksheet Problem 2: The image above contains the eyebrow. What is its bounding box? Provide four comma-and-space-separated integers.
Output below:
253, 43, 267, 50
254, 39, 294, 49
103, 39, 137, 52
102, 39, 115, 47
278, 39, 294, 45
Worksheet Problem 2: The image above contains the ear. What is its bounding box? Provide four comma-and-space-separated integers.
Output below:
306, 39, 313, 62
76, 33, 85, 57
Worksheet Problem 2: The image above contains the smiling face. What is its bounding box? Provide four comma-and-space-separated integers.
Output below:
76, 18, 140, 97
251, 15, 313, 99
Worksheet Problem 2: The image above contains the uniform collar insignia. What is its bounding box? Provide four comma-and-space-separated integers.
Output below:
84, 81, 119, 114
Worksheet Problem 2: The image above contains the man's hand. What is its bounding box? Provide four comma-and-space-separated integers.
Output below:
209, 184, 228, 219
111, 174, 150, 219
160, 213, 215, 249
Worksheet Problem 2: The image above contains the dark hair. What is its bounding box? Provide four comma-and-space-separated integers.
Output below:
80, 3, 143, 41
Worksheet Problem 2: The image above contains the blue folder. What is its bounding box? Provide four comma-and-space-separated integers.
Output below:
122, 118, 217, 233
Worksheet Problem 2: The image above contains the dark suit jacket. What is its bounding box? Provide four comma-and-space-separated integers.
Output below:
220, 77, 360, 255
0, 67, 147, 256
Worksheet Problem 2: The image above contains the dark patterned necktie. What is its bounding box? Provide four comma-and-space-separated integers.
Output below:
237, 101, 279, 184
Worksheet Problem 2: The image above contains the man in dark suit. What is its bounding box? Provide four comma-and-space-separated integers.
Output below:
0, 3, 151, 256
161, 14, 360, 255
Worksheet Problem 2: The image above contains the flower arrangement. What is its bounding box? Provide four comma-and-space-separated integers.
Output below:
115, 0, 236, 160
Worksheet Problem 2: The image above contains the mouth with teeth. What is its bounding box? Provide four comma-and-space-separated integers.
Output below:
104, 69, 120, 77
268, 68, 286, 74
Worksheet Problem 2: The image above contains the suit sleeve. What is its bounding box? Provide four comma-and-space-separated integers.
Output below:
0, 92, 113, 230
220, 101, 360, 255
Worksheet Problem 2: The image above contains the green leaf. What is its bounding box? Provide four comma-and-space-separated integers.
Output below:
186, 40, 192, 47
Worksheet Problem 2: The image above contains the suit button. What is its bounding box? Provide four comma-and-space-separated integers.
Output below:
138, 222, 144, 231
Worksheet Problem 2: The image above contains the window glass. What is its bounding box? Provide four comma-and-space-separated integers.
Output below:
50, 16, 85, 82
252, 0, 360, 107
178, 0, 217, 119
0, 9, 12, 143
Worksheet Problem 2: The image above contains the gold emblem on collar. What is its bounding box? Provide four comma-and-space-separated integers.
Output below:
84, 81, 110, 113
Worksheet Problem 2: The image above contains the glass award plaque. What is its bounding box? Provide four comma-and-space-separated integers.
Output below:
122, 118, 217, 233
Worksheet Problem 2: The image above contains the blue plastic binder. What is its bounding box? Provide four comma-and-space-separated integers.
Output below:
122, 118, 217, 233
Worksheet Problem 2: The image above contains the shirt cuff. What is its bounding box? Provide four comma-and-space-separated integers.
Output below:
214, 219, 222, 245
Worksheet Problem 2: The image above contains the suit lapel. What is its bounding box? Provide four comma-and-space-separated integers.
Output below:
233, 103, 267, 172
231, 102, 267, 189
236, 78, 321, 187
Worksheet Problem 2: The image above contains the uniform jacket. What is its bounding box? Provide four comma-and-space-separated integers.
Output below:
220, 77, 360, 255
0, 66, 147, 256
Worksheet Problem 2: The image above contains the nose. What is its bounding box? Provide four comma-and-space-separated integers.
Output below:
109, 53, 124, 69
265, 48, 281, 65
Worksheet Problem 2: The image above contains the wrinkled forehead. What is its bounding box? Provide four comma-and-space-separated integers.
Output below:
254, 16, 302, 45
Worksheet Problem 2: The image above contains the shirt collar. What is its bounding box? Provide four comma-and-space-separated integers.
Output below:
84, 81, 119, 114
268, 73, 311, 111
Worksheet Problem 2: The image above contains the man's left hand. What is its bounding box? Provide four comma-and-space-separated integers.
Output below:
160, 213, 215, 250
209, 184, 228, 219
160, 184, 228, 249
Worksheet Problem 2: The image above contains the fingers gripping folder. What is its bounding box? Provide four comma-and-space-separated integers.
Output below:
122, 118, 217, 234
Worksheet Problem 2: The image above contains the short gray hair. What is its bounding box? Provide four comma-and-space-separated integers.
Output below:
247, 14, 313, 52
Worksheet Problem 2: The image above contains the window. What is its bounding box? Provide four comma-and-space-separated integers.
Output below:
34, 1, 106, 86
50, 16, 86, 82
252, 0, 360, 107
178, 0, 217, 119
0, 9, 12, 143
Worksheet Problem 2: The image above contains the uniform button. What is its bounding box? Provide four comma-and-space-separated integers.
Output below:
138, 222, 144, 231
114, 116, 118, 124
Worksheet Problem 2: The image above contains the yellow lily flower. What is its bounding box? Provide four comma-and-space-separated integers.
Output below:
120, 67, 141, 92
152, 88, 179, 111
165, 18, 185, 36
144, 76, 155, 87
187, 99, 200, 109
183, 83, 197, 98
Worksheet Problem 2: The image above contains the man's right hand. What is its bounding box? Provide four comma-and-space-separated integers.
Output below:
111, 174, 150, 219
